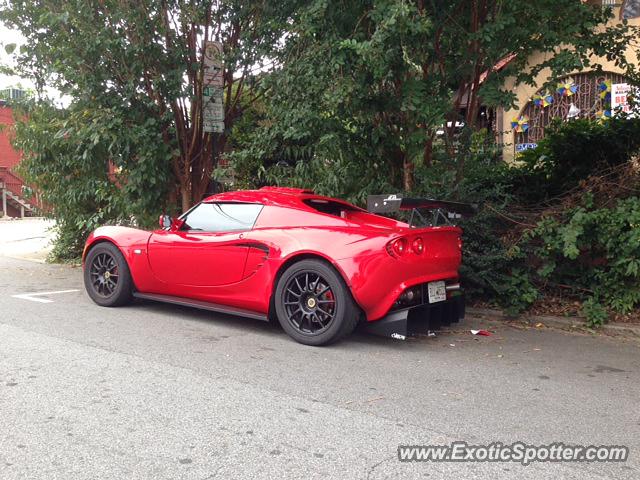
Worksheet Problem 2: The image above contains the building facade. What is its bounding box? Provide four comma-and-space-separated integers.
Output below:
0, 90, 35, 217
498, 0, 640, 161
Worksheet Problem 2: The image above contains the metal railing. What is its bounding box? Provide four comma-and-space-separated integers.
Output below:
0, 166, 25, 197
588, 0, 623, 6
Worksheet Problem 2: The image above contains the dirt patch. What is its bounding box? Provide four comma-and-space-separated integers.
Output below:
469, 298, 640, 326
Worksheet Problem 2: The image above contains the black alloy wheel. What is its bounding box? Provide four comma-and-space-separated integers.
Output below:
84, 242, 133, 307
274, 259, 359, 346
89, 252, 119, 298
283, 271, 336, 334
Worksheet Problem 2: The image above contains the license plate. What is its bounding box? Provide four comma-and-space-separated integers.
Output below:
427, 281, 446, 303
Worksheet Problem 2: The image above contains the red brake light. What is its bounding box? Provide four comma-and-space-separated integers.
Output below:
393, 238, 406, 256
387, 238, 407, 257
412, 237, 424, 254
457, 236, 463, 251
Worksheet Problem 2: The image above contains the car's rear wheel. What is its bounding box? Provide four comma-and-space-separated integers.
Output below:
274, 259, 359, 346
84, 242, 133, 307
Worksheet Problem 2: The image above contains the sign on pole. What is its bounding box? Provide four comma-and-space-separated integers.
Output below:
203, 41, 223, 87
203, 40, 224, 133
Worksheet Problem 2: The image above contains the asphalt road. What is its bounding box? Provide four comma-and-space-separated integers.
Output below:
1, 254, 639, 479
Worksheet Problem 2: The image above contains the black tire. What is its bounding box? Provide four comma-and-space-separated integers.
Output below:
84, 242, 133, 307
274, 259, 359, 346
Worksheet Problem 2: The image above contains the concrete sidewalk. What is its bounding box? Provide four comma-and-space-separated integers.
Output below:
0, 217, 56, 262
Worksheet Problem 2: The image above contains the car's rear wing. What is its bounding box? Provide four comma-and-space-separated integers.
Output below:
367, 194, 476, 227
367, 194, 476, 214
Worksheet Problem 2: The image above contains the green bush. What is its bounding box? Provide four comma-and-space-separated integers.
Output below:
415, 123, 640, 324
525, 196, 640, 325
13, 101, 170, 261
409, 133, 542, 313
516, 117, 640, 202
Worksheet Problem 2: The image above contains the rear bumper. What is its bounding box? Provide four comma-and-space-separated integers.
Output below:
362, 294, 465, 340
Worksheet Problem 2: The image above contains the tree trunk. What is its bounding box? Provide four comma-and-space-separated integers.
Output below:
191, 133, 225, 202
455, 127, 472, 186
423, 135, 433, 168
180, 185, 191, 213
455, 156, 465, 186
167, 186, 178, 216
403, 155, 414, 192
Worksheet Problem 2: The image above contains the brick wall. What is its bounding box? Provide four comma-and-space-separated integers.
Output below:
0, 105, 30, 210
0, 106, 21, 170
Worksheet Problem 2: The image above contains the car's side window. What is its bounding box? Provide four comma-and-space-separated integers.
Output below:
181, 203, 263, 233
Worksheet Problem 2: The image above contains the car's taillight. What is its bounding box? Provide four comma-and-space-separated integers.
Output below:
412, 237, 424, 254
392, 238, 406, 256
457, 236, 463, 251
386, 238, 407, 257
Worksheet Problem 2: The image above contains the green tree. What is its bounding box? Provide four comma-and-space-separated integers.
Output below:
12, 99, 170, 259
236, 0, 636, 193
1, 0, 294, 210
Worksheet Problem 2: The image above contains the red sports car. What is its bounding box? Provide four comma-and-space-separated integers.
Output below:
83, 187, 466, 345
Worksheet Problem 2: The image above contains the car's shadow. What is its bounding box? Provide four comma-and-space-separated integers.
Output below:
129, 298, 280, 333
126, 298, 429, 350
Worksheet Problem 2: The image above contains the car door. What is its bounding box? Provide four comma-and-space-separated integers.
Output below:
147, 202, 264, 287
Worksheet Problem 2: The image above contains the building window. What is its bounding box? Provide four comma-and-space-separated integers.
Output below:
586, 1, 622, 7
514, 72, 627, 149
0, 88, 25, 102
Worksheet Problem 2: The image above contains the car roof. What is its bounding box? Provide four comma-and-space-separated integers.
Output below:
202, 187, 364, 212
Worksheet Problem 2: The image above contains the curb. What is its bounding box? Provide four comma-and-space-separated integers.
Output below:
4, 254, 48, 264
466, 307, 640, 339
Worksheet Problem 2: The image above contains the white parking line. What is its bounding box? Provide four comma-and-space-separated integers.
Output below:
11, 289, 81, 303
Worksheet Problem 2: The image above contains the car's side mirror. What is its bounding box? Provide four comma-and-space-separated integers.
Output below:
159, 214, 172, 229
170, 218, 185, 231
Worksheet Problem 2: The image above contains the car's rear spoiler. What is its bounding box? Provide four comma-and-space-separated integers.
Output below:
367, 194, 476, 216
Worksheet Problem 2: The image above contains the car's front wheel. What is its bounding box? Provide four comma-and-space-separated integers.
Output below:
84, 242, 133, 307
274, 259, 359, 346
